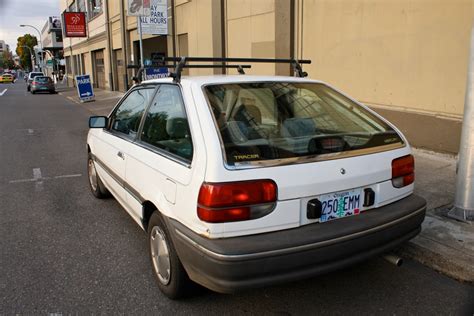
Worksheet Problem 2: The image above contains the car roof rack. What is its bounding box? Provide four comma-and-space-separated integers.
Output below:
128, 56, 311, 83
127, 63, 252, 84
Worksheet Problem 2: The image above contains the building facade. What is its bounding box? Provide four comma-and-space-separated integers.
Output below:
40, 17, 65, 77
60, 0, 473, 153
0, 40, 8, 53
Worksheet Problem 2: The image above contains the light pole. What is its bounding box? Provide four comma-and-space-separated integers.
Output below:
20, 45, 35, 71
20, 24, 43, 72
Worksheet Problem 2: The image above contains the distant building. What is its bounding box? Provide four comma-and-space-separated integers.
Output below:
0, 40, 8, 53
13, 56, 20, 67
41, 17, 64, 77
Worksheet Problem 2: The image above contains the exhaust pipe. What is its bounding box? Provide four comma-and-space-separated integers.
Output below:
383, 254, 403, 267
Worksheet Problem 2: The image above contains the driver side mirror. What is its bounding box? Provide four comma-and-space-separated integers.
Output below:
89, 116, 108, 128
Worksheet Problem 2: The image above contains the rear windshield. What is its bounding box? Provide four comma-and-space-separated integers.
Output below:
31, 73, 43, 78
204, 82, 404, 166
35, 77, 51, 83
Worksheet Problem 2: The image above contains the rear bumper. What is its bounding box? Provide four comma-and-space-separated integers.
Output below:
31, 86, 55, 92
167, 194, 426, 293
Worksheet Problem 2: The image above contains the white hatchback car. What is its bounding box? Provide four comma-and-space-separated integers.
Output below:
87, 60, 426, 299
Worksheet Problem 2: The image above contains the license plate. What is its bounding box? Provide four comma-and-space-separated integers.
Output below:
319, 188, 362, 223
40, 87, 48, 90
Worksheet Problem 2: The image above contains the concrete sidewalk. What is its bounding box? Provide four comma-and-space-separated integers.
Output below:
398, 149, 474, 283
56, 83, 124, 116
58, 86, 474, 284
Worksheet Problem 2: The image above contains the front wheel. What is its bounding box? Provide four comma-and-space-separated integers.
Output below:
148, 212, 188, 299
87, 153, 110, 198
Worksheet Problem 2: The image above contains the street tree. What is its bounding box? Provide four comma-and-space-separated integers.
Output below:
16, 34, 37, 71
1, 51, 15, 69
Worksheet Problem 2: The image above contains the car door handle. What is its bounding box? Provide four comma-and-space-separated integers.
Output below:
117, 151, 125, 159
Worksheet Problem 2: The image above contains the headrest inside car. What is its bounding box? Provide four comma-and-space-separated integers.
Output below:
166, 117, 188, 139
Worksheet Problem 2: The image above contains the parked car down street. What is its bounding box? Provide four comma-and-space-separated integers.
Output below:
30, 76, 56, 94
26, 72, 45, 91
0, 73, 15, 83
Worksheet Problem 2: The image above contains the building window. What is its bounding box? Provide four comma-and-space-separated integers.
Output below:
73, 55, 79, 74
55, 32, 63, 43
88, 0, 102, 19
65, 56, 71, 74
178, 34, 188, 75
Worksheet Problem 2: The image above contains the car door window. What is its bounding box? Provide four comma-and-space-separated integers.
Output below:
110, 88, 154, 139
141, 85, 193, 161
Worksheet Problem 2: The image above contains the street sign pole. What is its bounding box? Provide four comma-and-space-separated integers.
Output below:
138, 16, 145, 81
448, 21, 474, 222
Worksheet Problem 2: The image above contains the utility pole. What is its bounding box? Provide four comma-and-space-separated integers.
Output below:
138, 15, 145, 80
20, 45, 35, 71
448, 21, 474, 222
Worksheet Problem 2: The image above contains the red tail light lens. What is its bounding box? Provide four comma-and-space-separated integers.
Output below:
197, 180, 277, 223
392, 155, 414, 188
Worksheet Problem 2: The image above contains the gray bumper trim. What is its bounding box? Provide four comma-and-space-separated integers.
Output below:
174, 204, 426, 262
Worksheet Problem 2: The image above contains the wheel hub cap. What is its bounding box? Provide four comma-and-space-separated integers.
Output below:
150, 226, 171, 285
88, 159, 98, 191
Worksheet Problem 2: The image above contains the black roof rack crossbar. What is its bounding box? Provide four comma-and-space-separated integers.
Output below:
126, 64, 251, 69
158, 57, 311, 64
127, 63, 252, 84
159, 57, 311, 82
128, 56, 311, 83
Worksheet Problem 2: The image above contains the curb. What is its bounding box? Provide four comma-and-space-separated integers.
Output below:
57, 91, 80, 105
396, 234, 474, 284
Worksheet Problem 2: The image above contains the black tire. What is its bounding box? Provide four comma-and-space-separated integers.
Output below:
148, 211, 189, 299
87, 152, 110, 198
31, 90, 35, 94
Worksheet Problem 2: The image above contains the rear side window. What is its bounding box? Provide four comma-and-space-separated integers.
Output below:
35, 77, 50, 83
109, 88, 154, 138
141, 85, 193, 161
30, 73, 43, 79
204, 82, 403, 166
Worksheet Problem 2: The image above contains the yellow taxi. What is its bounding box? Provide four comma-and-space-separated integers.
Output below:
0, 73, 14, 83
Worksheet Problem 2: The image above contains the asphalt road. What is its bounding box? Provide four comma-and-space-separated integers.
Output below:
0, 81, 473, 314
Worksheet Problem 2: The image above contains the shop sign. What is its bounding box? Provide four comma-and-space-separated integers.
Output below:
141, 0, 168, 35
49, 16, 62, 32
63, 12, 87, 37
145, 67, 169, 80
128, 0, 151, 16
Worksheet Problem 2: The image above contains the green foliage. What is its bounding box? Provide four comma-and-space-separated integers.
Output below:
16, 34, 38, 71
1, 51, 15, 69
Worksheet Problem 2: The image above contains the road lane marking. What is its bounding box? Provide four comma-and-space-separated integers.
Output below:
8, 172, 82, 186
33, 168, 43, 192
28, 129, 34, 135
0, 89, 7, 96
9, 178, 37, 184
54, 174, 82, 179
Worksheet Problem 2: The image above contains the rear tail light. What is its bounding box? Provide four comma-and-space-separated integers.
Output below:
392, 155, 414, 188
197, 180, 277, 223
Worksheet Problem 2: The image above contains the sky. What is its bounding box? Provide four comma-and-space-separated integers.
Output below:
0, 0, 61, 54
